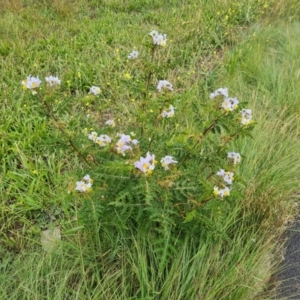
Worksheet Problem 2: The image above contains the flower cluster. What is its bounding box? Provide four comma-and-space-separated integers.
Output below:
22, 76, 42, 89
161, 105, 175, 118
128, 50, 139, 60
160, 155, 178, 170
134, 153, 177, 174
216, 169, 234, 185
88, 132, 112, 147
88, 131, 138, 154
116, 133, 138, 155
157, 80, 173, 92
213, 186, 230, 199
210, 87, 239, 112
228, 152, 241, 164
45, 76, 61, 87
134, 152, 156, 175
105, 119, 116, 127
96, 135, 112, 147
88, 131, 97, 141
89, 86, 101, 95
213, 168, 235, 199
75, 174, 93, 192
210, 87, 228, 99
149, 30, 167, 46
221, 97, 239, 112
21, 75, 98, 98
213, 150, 242, 198
240, 109, 253, 126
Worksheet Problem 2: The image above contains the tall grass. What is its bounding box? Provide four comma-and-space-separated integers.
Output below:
0, 224, 279, 299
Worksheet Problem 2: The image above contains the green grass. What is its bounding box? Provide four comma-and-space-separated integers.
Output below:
0, 201, 281, 299
1, 0, 300, 299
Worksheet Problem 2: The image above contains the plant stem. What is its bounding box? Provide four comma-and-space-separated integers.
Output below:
202, 111, 226, 136
148, 97, 170, 150
143, 46, 156, 99
220, 132, 238, 148
178, 111, 226, 167
41, 96, 93, 166
199, 196, 214, 207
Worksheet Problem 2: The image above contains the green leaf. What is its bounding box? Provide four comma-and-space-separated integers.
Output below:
183, 209, 197, 223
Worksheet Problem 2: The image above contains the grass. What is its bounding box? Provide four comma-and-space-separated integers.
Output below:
1, 0, 300, 299
0, 229, 277, 299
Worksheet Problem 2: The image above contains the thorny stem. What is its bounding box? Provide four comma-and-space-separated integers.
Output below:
174, 195, 214, 210
148, 97, 170, 150
145, 71, 152, 97
143, 45, 156, 100
41, 96, 93, 166
220, 132, 238, 148
199, 196, 214, 207
178, 111, 227, 167
140, 46, 156, 137
206, 172, 214, 180
202, 111, 227, 136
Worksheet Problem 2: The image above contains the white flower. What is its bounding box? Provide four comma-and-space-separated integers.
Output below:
241, 118, 252, 126
240, 109, 253, 126
117, 133, 131, 143
22, 76, 42, 89
224, 173, 234, 185
161, 105, 175, 118
153, 34, 167, 46
105, 119, 116, 127
216, 169, 226, 177
45, 76, 61, 87
88, 132, 111, 147
213, 186, 230, 198
149, 30, 159, 38
145, 152, 156, 164
75, 181, 92, 192
218, 187, 230, 198
150, 30, 167, 46
241, 109, 252, 118
227, 152, 241, 164
216, 169, 234, 185
83, 174, 93, 183
131, 139, 139, 145
160, 155, 178, 170
95, 134, 112, 147
157, 80, 173, 92
227, 97, 239, 109
213, 186, 220, 196
128, 50, 139, 60
75, 174, 93, 192
116, 143, 132, 155
89, 86, 101, 95
224, 171, 234, 185
115, 134, 133, 155
88, 131, 98, 142
221, 97, 239, 112
134, 152, 156, 175
210, 87, 228, 99
221, 99, 231, 111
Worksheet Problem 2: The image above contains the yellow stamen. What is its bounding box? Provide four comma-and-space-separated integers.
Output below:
143, 163, 149, 170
